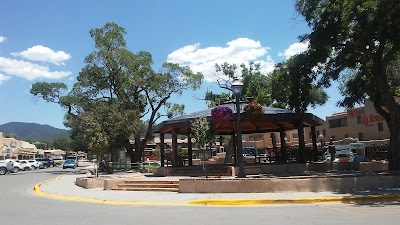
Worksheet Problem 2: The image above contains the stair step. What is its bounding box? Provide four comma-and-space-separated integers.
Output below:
118, 183, 179, 189
124, 180, 178, 184
112, 187, 179, 192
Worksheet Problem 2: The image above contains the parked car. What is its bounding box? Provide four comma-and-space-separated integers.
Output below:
371, 150, 388, 161
16, 159, 43, 170
35, 157, 54, 168
51, 156, 63, 166
350, 155, 369, 162
8, 160, 23, 173
66, 156, 79, 167
0, 160, 14, 175
63, 159, 78, 169
15, 160, 34, 170
333, 154, 351, 163
29, 159, 44, 169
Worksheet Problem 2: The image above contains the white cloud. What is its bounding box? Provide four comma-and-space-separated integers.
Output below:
11, 45, 71, 66
278, 40, 309, 59
0, 36, 6, 43
0, 57, 72, 81
167, 38, 275, 82
0, 73, 12, 84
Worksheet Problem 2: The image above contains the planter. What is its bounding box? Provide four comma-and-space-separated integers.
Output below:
244, 102, 263, 115
211, 106, 233, 122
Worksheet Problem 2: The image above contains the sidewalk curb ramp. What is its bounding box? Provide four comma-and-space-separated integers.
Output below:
33, 176, 400, 206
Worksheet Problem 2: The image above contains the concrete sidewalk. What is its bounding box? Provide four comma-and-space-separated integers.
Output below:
33, 173, 400, 206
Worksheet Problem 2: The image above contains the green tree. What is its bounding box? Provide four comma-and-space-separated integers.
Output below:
4, 133, 16, 138
30, 22, 203, 165
270, 53, 328, 162
205, 62, 272, 107
191, 117, 216, 150
52, 136, 73, 151
191, 117, 216, 177
296, 0, 400, 169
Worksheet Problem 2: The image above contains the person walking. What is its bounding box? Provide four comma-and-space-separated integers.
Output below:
328, 138, 336, 161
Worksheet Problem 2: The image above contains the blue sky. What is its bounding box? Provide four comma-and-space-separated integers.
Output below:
0, 0, 345, 129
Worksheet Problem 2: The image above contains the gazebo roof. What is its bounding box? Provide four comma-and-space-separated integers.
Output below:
155, 102, 325, 135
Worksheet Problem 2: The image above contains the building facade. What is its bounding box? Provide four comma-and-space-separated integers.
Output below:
243, 99, 390, 149
0, 132, 38, 159
0, 132, 66, 160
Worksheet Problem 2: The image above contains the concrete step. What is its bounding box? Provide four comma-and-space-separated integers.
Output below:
116, 180, 179, 192
112, 187, 179, 192
124, 180, 178, 184
118, 183, 179, 189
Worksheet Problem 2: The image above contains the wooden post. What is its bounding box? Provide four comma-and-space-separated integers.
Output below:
279, 128, 286, 162
172, 127, 178, 167
160, 133, 165, 167
188, 130, 193, 166
311, 126, 318, 162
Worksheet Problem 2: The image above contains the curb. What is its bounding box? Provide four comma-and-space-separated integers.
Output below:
33, 176, 183, 206
187, 194, 400, 206
33, 176, 400, 206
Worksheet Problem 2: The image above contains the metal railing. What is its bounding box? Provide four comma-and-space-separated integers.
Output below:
108, 161, 160, 172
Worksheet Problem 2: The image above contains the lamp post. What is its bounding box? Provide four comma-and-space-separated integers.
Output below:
318, 134, 324, 148
318, 134, 324, 160
232, 78, 246, 178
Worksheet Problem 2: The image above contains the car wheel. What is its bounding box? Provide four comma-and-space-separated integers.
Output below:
13, 167, 19, 173
43, 164, 48, 168
73, 166, 76, 169
31, 165, 36, 170
63, 167, 66, 169
0, 167, 7, 175
24, 167, 30, 171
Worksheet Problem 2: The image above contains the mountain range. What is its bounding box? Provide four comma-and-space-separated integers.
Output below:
0, 122, 70, 141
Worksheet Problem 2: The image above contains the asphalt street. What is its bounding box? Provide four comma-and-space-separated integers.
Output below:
1, 167, 400, 225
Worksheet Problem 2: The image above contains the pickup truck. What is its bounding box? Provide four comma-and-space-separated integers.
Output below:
0, 160, 14, 175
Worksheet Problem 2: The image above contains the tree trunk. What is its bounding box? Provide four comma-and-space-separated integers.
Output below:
104, 154, 113, 174
372, 57, 400, 170
224, 137, 234, 164
125, 139, 135, 162
373, 97, 400, 170
387, 110, 400, 170
297, 119, 305, 163
133, 136, 142, 163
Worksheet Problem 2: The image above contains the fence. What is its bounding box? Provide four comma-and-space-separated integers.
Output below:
108, 161, 160, 173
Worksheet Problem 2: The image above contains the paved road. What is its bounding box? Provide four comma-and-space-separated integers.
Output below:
1, 167, 400, 225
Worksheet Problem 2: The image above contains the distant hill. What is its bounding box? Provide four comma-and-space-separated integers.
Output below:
0, 122, 70, 141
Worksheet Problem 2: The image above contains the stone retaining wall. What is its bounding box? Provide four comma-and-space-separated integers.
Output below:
75, 177, 106, 189
179, 173, 400, 193
75, 176, 126, 190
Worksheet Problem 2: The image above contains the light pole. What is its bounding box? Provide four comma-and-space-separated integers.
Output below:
318, 134, 324, 148
232, 78, 246, 178
318, 134, 324, 160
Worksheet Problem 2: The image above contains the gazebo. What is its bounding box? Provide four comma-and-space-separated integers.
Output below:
154, 101, 325, 169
